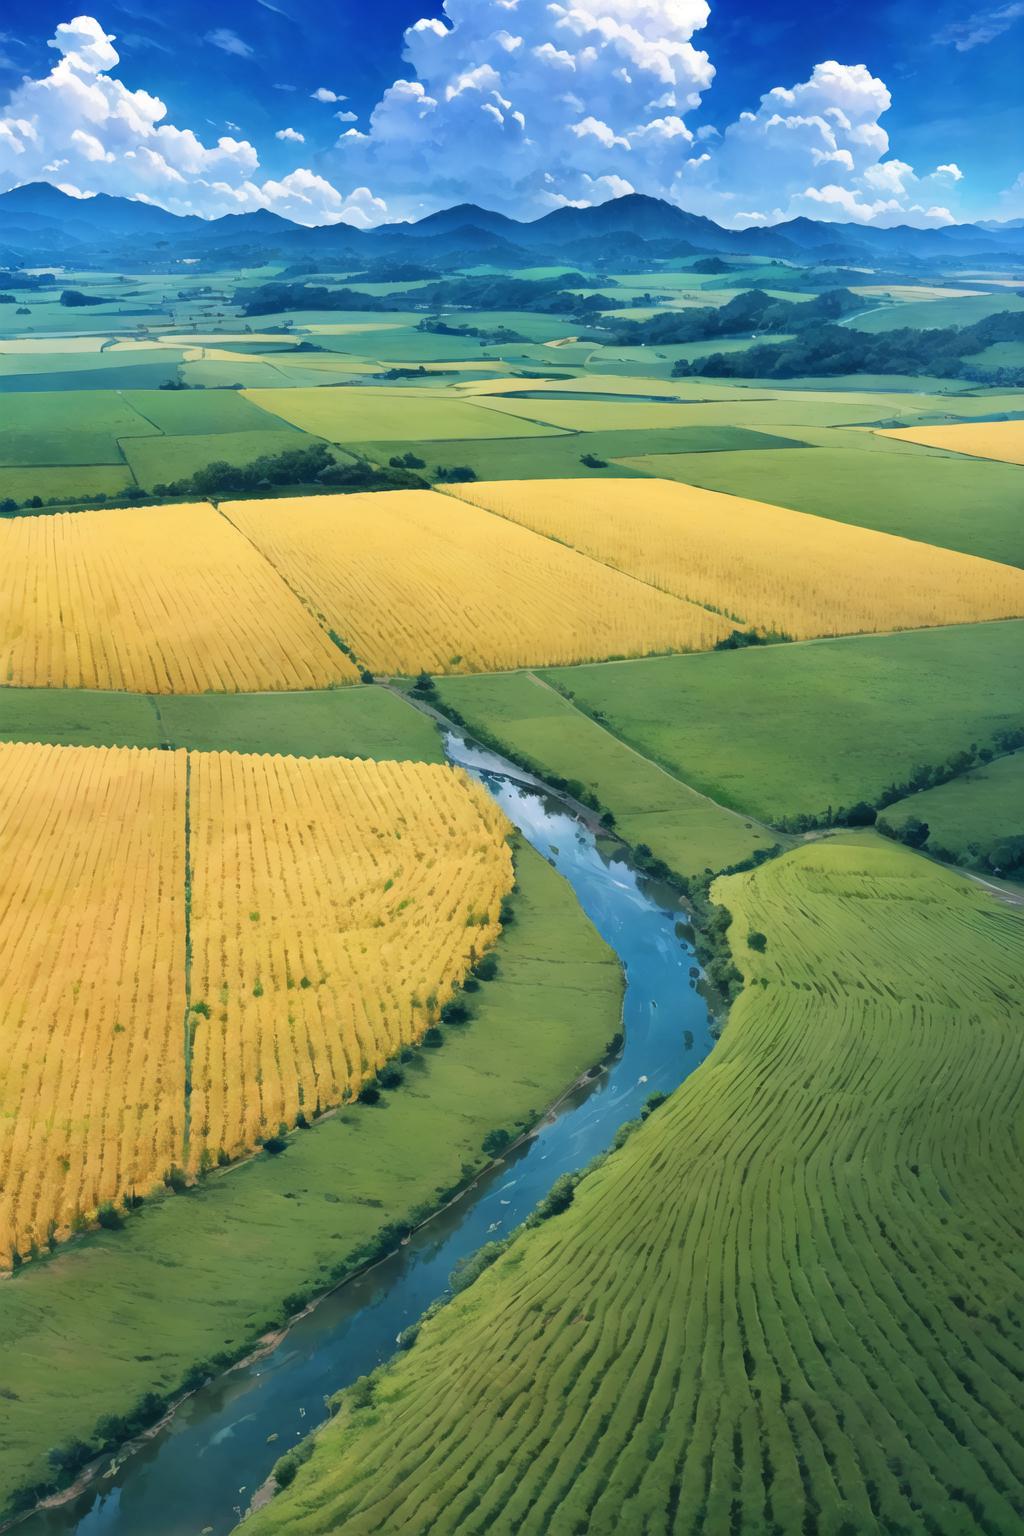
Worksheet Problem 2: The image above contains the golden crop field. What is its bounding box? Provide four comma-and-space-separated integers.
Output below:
0, 743, 512, 1266
450, 477, 1024, 640
186, 751, 513, 1168
875, 419, 1024, 466
223, 490, 730, 675
0, 742, 187, 1267
0, 502, 353, 693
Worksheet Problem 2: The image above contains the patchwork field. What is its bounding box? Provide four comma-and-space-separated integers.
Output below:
621, 437, 1024, 567
0, 502, 351, 692
542, 621, 1024, 823
243, 839, 1024, 1536
224, 490, 731, 674
0, 742, 511, 1266
876, 418, 1024, 466
0, 841, 619, 1510
451, 478, 1024, 639
437, 670, 777, 877
244, 386, 565, 442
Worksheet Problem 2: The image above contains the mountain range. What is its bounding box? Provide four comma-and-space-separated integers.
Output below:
1, 182, 1022, 271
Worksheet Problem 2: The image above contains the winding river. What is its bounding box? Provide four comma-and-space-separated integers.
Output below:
24, 733, 716, 1536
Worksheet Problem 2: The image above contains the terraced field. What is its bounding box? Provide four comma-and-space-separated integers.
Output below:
452, 477, 1024, 640
224, 490, 731, 673
243, 839, 1024, 1536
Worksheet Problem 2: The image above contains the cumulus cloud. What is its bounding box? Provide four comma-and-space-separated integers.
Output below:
0, 15, 385, 226
935, 162, 964, 180
311, 87, 344, 103
677, 61, 960, 228
275, 126, 305, 142
325, 0, 716, 218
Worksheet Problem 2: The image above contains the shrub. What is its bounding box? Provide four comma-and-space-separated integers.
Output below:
96, 1201, 124, 1230
422, 1026, 444, 1048
747, 930, 768, 952
262, 1135, 288, 1155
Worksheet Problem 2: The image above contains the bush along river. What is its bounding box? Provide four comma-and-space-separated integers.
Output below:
23, 732, 718, 1536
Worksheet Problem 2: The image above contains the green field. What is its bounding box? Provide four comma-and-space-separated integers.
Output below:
243, 838, 1024, 1536
0, 685, 442, 760
619, 440, 1024, 566
245, 386, 565, 442
356, 423, 802, 482
883, 750, 1024, 862
0, 844, 621, 1513
847, 290, 1024, 332
122, 387, 285, 435
436, 670, 776, 876
541, 622, 1024, 823
0, 463, 134, 502
122, 428, 317, 488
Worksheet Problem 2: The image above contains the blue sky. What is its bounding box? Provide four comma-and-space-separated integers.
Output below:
0, 2, 1021, 226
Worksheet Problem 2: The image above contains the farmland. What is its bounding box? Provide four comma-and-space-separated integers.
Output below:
542, 622, 1024, 823
0, 742, 513, 1266
0, 842, 620, 1510
876, 419, 1024, 466
224, 490, 731, 673
242, 839, 1024, 1536
436, 670, 778, 877
186, 752, 512, 1168
452, 477, 1024, 639
0, 743, 186, 1268
2, 212, 1023, 1536
0, 502, 352, 693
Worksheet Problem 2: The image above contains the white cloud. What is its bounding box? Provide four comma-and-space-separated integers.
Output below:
275, 126, 305, 143
311, 87, 344, 103
934, 3, 1024, 51
0, 15, 384, 226
326, 0, 715, 219
335, 109, 358, 123
934, 162, 964, 180
205, 28, 254, 59
677, 61, 962, 228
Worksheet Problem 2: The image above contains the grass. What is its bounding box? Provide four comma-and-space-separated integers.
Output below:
541, 621, 1024, 823
241, 837, 1024, 1536
618, 440, 1024, 566
122, 429, 319, 489
122, 388, 285, 435
847, 290, 1024, 331
354, 424, 802, 482
883, 751, 1024, 861
0, 463, 134, 502
469, 392, 919, 432
435, 670, 779, 876
0, 686, 442, 760
244, 386, 564, 442
0, 842, 621, 1514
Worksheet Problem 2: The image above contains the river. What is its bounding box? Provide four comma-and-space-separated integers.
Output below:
24, 732, 716, 1536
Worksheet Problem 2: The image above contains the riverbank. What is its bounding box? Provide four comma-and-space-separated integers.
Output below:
0, 842, 621, 1522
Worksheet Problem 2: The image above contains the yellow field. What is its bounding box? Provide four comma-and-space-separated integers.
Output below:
223, 490, 730, 674
0, 742, 187, 1266
186, 751, 513, 1168
0, 502, 353, 693
449, 477, 1024, 640
875, 419, 1024, 466
0, 743, 512, 1265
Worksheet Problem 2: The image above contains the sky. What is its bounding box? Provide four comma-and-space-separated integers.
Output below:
0, 1, 1021, 228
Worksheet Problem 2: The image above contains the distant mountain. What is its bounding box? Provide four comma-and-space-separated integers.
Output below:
0, 181, 1021, 271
